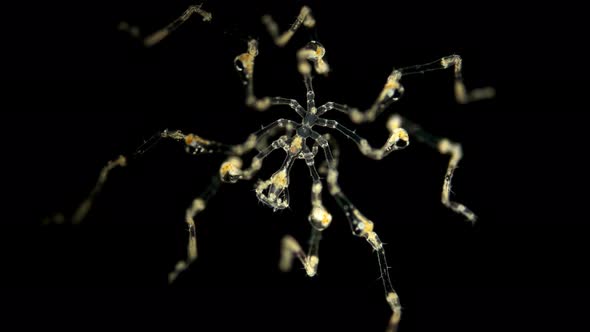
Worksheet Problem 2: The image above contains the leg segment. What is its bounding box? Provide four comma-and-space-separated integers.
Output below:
398, 55, 496, 104
270, 98, 307, 117
280, 146, 332, 277
234, 40, 309, 115
168, 175, 221, 283
315, 119, 409, 160
315, 134, 402, 332
280, 229, 322, 277
297, 41, 330, 78
234, 39, 272, 110
316, 70, 404, 124
220, 135, 289, 183
68, 155, 127, 224
262, 6, 315, 47
318, 55, 494, 124
388, 114, 477, 223
118, 4, 212, 47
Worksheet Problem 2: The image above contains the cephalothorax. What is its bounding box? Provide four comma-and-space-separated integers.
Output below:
68, 5, 494, 332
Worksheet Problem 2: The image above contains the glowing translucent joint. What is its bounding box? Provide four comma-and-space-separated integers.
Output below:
384, 128, 410, 153
247, 97, 271, 111
386, 292, 402, 332
358, 127, 409, 160
350, 209, 372, 233
279, 236, 318, 277
304, 256, 319, 277
181, 133, 211, 155
190, 5, 212, 22
437, 139, 461, 163
441, 54, 462, 69
220, 157, 243, 183
308, 205, 332, 230
386, 115, 402, 132
161, 129, 185, 140
366, 231, 384, 251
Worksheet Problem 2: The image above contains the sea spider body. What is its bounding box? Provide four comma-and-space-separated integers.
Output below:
66, 5, 495, 332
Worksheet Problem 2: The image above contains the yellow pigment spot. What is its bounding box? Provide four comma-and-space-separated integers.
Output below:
321, 213, 331, 226
271, 170, 288, 188
185, 134, 210, 146
398, 130, 409, 141
289, 136, 303, 154
220, 162, 234, 175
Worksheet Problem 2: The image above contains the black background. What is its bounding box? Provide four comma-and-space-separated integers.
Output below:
2, 1, 588, 331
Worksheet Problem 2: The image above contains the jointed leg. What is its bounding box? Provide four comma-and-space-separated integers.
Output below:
262, 6, 315, 47
280, 146, 332, 277
315, 117, 409, 160
317, 55, 494, 124
59, 118, 295, 225
64, 155, 127, 224
234, 40, 311, 114
220, 135, 289, 183
297, 41, 330, 78
399, 55, 496, 104
118, 4, 212, 47
316, 135, 402, 332
388, 114, 477, 223
168, 175, 221, 283
280, 229, 322, 277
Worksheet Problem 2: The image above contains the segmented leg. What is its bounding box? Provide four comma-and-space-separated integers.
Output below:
297, 41, 330, 78
280, 229, 322, 277
316, 56, 494, 124
118, 4, 212, 47
315, 117, 409, 160
220, 136, 289, 183
262, 6, 315, 47
168, 175, 221, 283
280, 146, 332, 277
313, 134, 402, 332
234, 39, 317, 113
118, 4, 213, 47
388, 114, 477, 223
57, 155, 127, 224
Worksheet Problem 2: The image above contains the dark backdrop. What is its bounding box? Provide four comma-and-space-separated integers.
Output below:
2, 1, 587, 332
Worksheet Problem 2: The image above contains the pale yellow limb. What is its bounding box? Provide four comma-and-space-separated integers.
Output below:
118, 4, 212, 47
71, 155, 127, 224
262, 6, 315, 47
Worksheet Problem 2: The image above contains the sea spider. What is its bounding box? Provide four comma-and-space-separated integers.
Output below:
64, 4, 495, 332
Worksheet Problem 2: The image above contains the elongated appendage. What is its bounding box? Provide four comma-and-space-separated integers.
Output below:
316, 117, 409, 160
441, 55, 495, 104
297, 41, 330, 77
168, 197, 205, 284
315, 55, 494, 125
438, 139, 477, 223
70, 155, 127, 224
310, 70, 403, 124
335, 190, 403, 332
316, 133, 402, 332
390, 114, 477, 223
279, 232, 321, 277
169, 176, 221, 284
118, 4, 212, 47
262, 6, 315, 47
280, 150, 333, 277
234, 39, 272, 110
